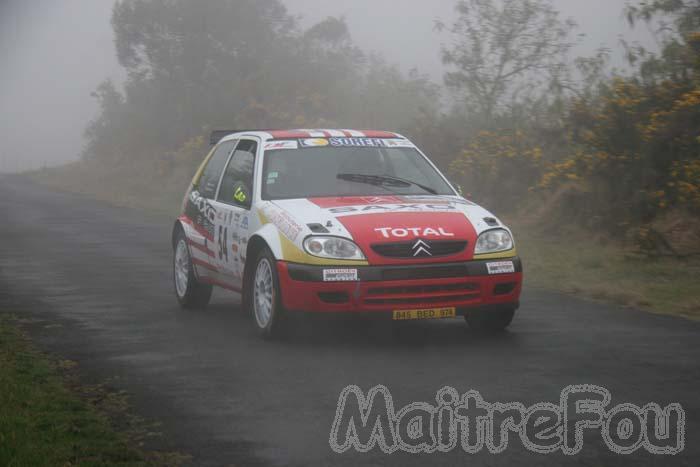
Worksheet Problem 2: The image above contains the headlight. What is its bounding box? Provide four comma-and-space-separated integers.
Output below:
303, 236, 366, 260
474, 229, 514, 254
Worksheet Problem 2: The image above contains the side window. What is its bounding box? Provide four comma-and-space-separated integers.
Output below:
198, 140, 237, 198
217, 140, 257, 208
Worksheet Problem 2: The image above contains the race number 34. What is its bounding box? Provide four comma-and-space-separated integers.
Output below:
218, 226, 229, 262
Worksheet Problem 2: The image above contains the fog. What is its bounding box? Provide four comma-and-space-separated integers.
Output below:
0, 0, 654, 172
285, 0, 656, 78
0, 0, 122, 172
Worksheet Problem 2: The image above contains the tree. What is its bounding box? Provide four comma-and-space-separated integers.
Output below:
437, 0, 577, 121
83, 80, 125, 160
624, 0, 700, 82
84, 0, 440, 162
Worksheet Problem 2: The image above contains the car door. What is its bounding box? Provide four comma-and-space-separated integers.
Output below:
211, 138, 258, 290
186, 139, 237, 282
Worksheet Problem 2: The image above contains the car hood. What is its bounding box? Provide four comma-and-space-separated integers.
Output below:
264, 196, 507, 265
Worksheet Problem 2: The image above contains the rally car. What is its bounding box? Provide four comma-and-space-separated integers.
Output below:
172, 129, 522, 337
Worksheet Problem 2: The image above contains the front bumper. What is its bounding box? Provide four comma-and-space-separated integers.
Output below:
276, 258, 523, 313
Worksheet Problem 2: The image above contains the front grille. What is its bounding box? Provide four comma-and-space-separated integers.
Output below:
364, 295, 477, 306
380, 265, 468, 281
493, 282, 517, 296
368, 283, 478, 296
371, 240, 468, 259
318, 292, 350, 304
364, 282, 479, 306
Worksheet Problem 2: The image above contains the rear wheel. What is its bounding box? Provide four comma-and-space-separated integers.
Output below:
249, 248, 285, 338
173, 231, 212, 309
465, 307, 515, 332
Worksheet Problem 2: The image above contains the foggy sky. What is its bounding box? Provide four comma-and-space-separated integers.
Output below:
0, 0, 122, 172
0, 0, 655, 172
285, 0, 656, 78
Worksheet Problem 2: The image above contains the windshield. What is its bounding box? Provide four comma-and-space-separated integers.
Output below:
262, 143, 455, 200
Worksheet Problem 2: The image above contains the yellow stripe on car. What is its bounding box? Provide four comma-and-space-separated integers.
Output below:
473, 248, 518, 260
190, 146, 217, 187
258, 209, 369, 266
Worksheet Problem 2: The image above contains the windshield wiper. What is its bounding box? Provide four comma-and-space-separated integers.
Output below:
337, 173, 438, 194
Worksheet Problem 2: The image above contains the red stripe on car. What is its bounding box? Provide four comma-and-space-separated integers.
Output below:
188, 239, 215, 257
192, 258, 220, 273
200, 277, 242, 293
179, 215, 214, 242
268, 130, 314, 139
361, 130, 399, 138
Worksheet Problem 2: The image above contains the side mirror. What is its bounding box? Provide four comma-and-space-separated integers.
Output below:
451, 181, 464, 196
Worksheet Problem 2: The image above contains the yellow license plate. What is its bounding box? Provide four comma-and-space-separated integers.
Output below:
392, 307, 457, 321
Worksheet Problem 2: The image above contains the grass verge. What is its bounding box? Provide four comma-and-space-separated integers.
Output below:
30, 159, 188, 218
517, 227, 700, 320
0, 315, 188, 466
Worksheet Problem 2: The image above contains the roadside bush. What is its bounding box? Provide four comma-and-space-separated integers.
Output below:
449, 130, 545, 211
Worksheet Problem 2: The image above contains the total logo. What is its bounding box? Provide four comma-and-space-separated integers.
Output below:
374, 227, 455, 239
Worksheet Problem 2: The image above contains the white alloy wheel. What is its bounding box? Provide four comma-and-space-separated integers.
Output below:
173, 230, 212, 309
253, 258, 274, 329
175, 239, 190, 298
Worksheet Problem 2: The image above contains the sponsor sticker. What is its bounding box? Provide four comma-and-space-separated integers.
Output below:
487, 261, 515, 275
382, 138, 416, 148
296, 138, 416, 149
267, 171, 279, 185
189, 190, 217, 223
374, 227, 455, 238
265, 207, 303, 241
264, 140, 298, 151
323, 268, 359, 282
300, 138, 330, 147
330, 137, 385, 148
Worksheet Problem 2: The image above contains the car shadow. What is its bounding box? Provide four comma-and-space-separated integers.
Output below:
282, 314, 522, 349
203, 296, 524, 351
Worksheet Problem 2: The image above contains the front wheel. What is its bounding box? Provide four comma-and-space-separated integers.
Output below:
173, 231, 212, 309
465, 307, 515, 332
249, 248, 286, 338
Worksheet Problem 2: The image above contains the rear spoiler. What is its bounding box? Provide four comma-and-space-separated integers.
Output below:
210, 129, 275, 145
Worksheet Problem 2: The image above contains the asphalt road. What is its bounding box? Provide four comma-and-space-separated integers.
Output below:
1, 176, 698, 466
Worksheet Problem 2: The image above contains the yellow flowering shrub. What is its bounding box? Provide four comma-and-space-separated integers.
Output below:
449, 129, 546, 210
669, 160, 700, 210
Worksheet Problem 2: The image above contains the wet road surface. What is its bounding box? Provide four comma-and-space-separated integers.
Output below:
1, 177, 698, 466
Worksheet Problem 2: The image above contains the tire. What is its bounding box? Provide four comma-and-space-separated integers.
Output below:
247, 247, 285, 338
173, 230, 213, 309
465, 307, 515, 332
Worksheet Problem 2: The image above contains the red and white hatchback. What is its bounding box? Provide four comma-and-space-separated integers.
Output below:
172, 129, 522, 337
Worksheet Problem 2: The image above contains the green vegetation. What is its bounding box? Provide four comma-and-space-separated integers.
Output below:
516, 227, 700, 320
33, 158, 192, 217
442, 1, 700, 247
0, 315, 187, 466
